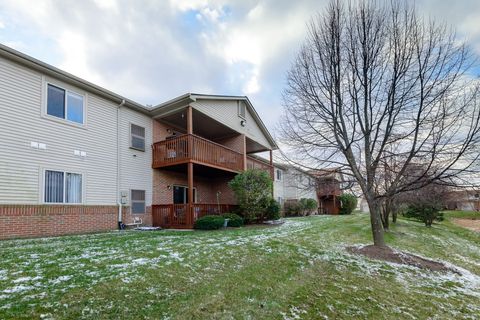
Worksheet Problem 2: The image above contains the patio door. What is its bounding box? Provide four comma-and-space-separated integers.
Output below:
173, 186, 196, 204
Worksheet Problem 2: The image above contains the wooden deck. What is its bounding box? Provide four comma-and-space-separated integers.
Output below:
152, 134, 244, 172
152, 203, 239, 229
246, 155, 274, 178
152, 134, 274, 176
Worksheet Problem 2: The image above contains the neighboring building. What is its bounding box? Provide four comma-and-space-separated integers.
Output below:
445, 189, 480, 211
274, 164, 318, 206
0, 44, 276, 239
273, 163, 286, 206
310, 169, 343, 214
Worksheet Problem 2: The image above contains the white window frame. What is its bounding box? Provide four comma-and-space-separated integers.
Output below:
42, 77, 87, 128
42, 169, 84, 204
130, 123, 146, 152
237, 101, 246, 119
276, 169, 282, 181
131, 189, 146, 214
173, 185, 197, 203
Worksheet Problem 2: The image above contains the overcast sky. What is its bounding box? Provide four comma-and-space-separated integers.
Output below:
1, 0, 480, 133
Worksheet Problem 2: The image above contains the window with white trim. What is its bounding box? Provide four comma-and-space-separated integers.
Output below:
46, 84, 84, 124
237, 101, 246, 119
44, 170, 83, 203
276, 169, 282, 181
131, 190, 146, 214
130, 124, 146, 151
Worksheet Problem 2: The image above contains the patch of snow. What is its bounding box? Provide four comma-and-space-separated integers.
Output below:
3, 284, 34, 294
12, 276, 42, 283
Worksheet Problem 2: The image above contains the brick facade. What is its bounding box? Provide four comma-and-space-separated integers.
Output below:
0, 205, 122, 240
153, 170, 237, 205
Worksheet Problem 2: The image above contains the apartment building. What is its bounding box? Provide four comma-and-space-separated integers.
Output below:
0, 44, 276, 239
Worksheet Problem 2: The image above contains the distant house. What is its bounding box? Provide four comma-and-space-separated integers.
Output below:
273, 164, 318, 208
310, 169, 343, 214
445, 189, 480, 211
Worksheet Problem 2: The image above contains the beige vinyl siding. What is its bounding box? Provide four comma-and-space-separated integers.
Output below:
191, 99, 271, 149
0, 56, 118, 205
119, 107, 153, 207
273, 167, 285, 201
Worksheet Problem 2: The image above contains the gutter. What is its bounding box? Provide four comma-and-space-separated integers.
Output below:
117, 99, 126, 229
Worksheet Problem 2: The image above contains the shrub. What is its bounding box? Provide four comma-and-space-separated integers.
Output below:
299, 198, 318, 215
265, 199, 281, 220
338, 194, 358, 215
284, 201, 302, 217
403, 204, 444, 227
194, 215, 226, 230
222, 213, 244, 227
229, 169, 273, 223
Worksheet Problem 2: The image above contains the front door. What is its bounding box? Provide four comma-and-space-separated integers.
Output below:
173, 186, 196, 204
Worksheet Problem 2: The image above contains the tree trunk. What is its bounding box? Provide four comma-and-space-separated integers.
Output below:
381, 200, 390, 231
392, 210, 398, 223
368, 198, 386, 247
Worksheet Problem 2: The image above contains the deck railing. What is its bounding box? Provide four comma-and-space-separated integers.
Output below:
246, 156, 274, 178
152, 134, 244, 172
152, 203, 238, 228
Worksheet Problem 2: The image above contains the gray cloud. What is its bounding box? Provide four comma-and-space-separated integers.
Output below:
0, 0, 479, 131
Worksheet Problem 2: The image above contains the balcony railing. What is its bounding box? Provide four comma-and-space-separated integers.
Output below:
247, 156, 274, 178
152, 203, 238, 228
152, 134, 244, 172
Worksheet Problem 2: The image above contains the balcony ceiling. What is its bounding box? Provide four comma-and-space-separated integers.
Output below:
158, 108, 270, 153
159, 108, 238, 141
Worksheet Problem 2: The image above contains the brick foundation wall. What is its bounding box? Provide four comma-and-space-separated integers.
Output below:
122, 206, 152, 227
0, 205, 125, 240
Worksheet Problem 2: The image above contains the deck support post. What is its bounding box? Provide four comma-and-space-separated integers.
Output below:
187, 106, 194, 227
242, 134, 247, 171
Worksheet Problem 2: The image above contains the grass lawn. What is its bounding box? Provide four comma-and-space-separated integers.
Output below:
0, 213, 479, 319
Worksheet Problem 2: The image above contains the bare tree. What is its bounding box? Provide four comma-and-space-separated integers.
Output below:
280, 0, 480, 246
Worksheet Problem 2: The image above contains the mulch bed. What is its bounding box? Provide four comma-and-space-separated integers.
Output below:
347, 245, 458, 273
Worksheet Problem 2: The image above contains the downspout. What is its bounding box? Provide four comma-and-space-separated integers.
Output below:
117, 99, 126, 229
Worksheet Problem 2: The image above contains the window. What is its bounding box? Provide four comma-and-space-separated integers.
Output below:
46, 84, 84, 124
130, 124, 146, 151
131, 190, 146, 214
237, 101, 246, 119
173, 186, 197, 204
276, 169, 282, 181
44, 170, 82, 203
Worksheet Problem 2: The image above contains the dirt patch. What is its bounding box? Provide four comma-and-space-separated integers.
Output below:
452, 219, 480, 232
347, 245, 457, 273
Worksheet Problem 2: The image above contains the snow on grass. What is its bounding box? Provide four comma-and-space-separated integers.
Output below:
0, 215, 478, 319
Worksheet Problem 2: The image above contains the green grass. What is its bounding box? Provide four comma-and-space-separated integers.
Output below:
443, 210, 480, 220
0, 214, 479, 319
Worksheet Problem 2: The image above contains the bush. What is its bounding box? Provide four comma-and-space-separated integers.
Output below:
338, 194, 358, 215
222, 213, 244, 227
403, 204, 444, 227
229, 169, 273, 222
194, 215, 226, 230
299, 198, 318, 215
265, 199, 281, 220
284, 201, 302, 217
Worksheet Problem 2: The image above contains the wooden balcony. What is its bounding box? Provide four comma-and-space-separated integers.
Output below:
152, 134, 244, 173
152, 203, 239, 229
247, 155, 274, 178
